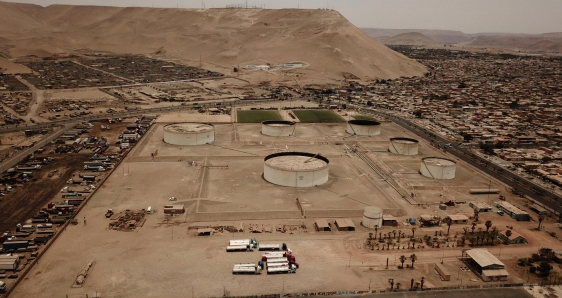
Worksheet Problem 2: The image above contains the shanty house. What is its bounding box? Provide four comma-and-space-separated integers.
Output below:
446, 214, 469, 224
498, 230, 526, 244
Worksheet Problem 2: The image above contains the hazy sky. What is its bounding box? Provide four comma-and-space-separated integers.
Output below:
8, 0, 562, 34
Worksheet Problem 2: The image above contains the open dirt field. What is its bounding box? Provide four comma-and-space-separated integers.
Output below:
11, 117, 543, 298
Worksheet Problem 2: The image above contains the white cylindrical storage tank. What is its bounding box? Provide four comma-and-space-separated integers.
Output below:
264, 152, 329, 187
163, 123, 215, 146
420, 157, 456, 180
261, 120, 296, 137
389, 137, 419, 156
362, 206, 383, 229
346, 120, 381, 136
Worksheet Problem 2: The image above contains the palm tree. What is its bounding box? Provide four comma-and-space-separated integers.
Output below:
412, 227, 416, 238
392, 230, 397, 239
388, 278, 394, 290
505, 229, 512, 239
474, 209, 479, 222
410, 254, 417, 269
399, 255, 407, 268
463, 227, 469, 235
387, 239, 394, 250
471, 222, 477, 234
374, 225, 379, 239
538, 215, 545, 230
410, 237, 416, 249
443, 217, 453, 235
490, 227, 498, 245
469, 237, 476, 246
420, 276, 425, 289
396, 282, 401, 290
485, 220, 492, 232
477, 227, 483, 234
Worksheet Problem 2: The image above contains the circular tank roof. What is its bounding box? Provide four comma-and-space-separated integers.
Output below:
264, 152, 329, 172
163, 123, 214, 133
262, 120, 296, 126
348, 119, 381, 126
422, 157, 456, 167
390, 137, 419, 144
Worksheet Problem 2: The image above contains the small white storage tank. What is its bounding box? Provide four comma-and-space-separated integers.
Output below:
264, 152, 329, 187
163, 123, 215, 146
420, 157, 456, 180
389, 137, 419, 155
346, 120, 381, 136
261, 120, 296, 137
362, 206, 383, 229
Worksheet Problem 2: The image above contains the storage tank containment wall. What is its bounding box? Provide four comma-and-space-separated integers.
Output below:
346, 120, 381, 136
389, 138, 419, 155
264, 152, 329, 187
362, 206, 383, 229
163, 123, 215, 145
261, 120, 296, 137
420, 157, 456, 180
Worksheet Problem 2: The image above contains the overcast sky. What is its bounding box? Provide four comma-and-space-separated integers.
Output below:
8, 0, 562, 34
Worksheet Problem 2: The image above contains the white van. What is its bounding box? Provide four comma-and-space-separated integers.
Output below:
146, 206, 153, 214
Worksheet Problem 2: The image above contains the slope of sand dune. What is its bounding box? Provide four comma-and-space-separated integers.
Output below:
377, 32, 440, 46
0, 2, 427, 81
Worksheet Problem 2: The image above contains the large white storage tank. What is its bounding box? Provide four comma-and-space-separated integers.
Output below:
264, 152, 329, 187
346, 120, 381, 136
163, 123, 215, 146
261, 120, 296, 137
420, 157, 456, 180
389, 137, 419, 155
362, 206, 383, 229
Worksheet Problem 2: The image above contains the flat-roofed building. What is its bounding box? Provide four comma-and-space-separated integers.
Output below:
463, 248, 509, 282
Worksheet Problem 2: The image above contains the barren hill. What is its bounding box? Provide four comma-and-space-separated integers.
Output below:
0, 2, 426, 81
361, 28, 473, 44
377, 32, 440, 46
464, 35, 562, 53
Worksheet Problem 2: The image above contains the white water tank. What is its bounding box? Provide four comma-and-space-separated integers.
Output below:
362, 206, 383, 229
389, 137, 419, 155
420, 157, 456, 180
261, 120, 296, 136
163, 123, 215, 146
264, 152, 329, 187
346, 120, 381, 136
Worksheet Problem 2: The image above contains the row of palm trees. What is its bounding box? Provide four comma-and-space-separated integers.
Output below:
389, 276, 424, 290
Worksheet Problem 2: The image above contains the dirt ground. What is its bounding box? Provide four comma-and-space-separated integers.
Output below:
11, 119, 557, 298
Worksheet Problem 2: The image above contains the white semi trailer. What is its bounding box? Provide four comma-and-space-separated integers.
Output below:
232, 263, 262, 274
267, 263, 297, 274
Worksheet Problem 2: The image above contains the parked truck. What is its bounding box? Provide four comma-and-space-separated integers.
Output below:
2, 241, 29, 251
267, 263, 297, 274
232, 263, 262, 274
226, 245, 253, 252
15, 165, 41, 171
65, 198, 86, 206
83, 165, 106, 172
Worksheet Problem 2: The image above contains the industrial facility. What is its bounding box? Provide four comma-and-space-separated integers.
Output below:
420, 157, 457, 180
163, 123, 215, 145
346, 120, 381, 136
263, 152, 329, 187
388, 137, 419, 155
361, 206, 383, 229
261, 120, 296, 137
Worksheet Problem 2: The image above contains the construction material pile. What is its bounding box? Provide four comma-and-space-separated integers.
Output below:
108, 210, 146, 232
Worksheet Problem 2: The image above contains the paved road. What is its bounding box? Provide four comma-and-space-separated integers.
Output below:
349, 287, 531, 298
361, 107, 562, 216
0, 123, 75, 173
0, 98, 278, 133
